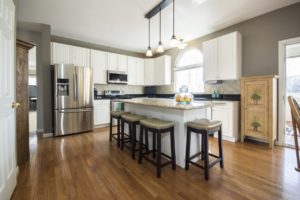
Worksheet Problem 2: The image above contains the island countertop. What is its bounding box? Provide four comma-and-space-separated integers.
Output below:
116, 98, 223, 110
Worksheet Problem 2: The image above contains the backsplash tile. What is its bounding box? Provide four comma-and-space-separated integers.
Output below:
94, 84, 144, 94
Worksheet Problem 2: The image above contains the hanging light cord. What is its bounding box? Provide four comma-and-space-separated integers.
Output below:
159, 8, 162, 43
173, 0, 175, 36
148, 18, 151, 47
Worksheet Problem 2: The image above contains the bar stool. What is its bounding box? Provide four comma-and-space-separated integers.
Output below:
109, 111, 129, 147
138, 118, 176, 178
185, 119, 224, 180
120, 113, 147, 159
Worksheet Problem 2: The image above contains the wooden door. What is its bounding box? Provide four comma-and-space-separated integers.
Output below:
16, 39, 34, 166
0, 0, 17, 199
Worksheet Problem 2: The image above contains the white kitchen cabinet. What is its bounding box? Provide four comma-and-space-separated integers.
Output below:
212, 101, 240, 142
127, 56, 137, 85
107, 53, 118, 71
203, 39, 218, 81
107, 53, 128, 72
72, 45, 90, 67
136, 58, 144, 85
51, 42, 90, 67
94, 100, 110, 126
118, 54, 128, 72
144, 58, 155, 86
154, 55, 171, 85
51, 42, 72, 64
91, 49, 107, 84
203, 32, 241, 81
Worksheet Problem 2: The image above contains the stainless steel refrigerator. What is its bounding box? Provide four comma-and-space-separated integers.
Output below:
53, 64, 93, 136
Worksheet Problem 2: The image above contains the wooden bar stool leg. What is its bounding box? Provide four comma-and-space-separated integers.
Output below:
204, 132, 209, 180
153, 132, 156, 159
138, 125, 144, 164
117, 118, 120, 147
156, 131, 161, 178
185, 127, 191, 170
121, 119, 125, 150
218, 126, 224, 168
170, 127, 176, 170
145, 130, 149, 154
201, 134, 205, 160
109, 115, 113, 142
132, 123, 136, 159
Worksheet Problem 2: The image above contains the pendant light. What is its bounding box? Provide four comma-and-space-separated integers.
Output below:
156, 9, 164, 53
170, 0, 179, 47
146, 18, 153, 57
178, 39, 187, 49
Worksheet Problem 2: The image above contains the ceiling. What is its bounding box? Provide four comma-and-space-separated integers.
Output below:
16, 0, 300, 53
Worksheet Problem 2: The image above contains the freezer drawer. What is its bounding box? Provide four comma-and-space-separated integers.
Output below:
54, 108, 94, 136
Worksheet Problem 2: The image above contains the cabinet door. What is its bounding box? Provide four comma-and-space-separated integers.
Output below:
244, 80, 269, 110
51, 42, 72, 64
203, 39, 218, 81
72, 46, 90, 67
244, 109, 268, 140
107, 53, 118, 70
144, 59, 154, 85
136, 58, 144, 85
117, 54, 128, 72
127, 56, 137, 85
91, 50, 107, 84
212, 107, 232, 138
154, 56, 163, 85
94, 101, 110, 125
218, 33, 235, 80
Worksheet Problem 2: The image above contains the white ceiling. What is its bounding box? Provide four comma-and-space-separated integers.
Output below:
16, 0, 300, 53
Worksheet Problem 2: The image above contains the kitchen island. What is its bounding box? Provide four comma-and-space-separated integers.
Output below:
117, 98, 223, 168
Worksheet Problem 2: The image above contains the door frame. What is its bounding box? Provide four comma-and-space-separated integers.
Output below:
278, 36, 300, 146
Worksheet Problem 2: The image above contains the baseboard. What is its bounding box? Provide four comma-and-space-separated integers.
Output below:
94, 124, 110, 129
43, 132, 53, 138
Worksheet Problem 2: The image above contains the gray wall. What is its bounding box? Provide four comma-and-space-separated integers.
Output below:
51, 35, 145, 58
17, 22, 52, 134
161, 2, 300, 78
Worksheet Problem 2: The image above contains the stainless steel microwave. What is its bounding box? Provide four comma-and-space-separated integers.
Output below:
107, 70, 128, 84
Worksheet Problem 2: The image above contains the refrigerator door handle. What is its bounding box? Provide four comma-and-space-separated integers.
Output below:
73, 72, 78, 101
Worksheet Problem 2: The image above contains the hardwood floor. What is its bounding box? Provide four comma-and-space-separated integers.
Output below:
12, 128, 300, 200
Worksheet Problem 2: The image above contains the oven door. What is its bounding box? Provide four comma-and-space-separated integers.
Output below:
107, 71, 127, 84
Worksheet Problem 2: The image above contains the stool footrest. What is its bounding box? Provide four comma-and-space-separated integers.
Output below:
143, 156, 172, 168
188, 157, 222, 169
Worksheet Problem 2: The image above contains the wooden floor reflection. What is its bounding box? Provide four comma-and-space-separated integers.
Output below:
11, 128, 300, 200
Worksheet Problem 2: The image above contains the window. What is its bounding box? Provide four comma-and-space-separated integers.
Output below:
174, 48, 204, 93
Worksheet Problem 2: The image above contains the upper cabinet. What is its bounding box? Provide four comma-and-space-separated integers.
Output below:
144, 58, 155, 86
51, 42, 72, 64
154, 55, 171, 85
203, 32, 241, 81
51, 42, 90, 67
127, 57, 145, 86
91, 49, 107, 84
107, 53, 128, 72
144, 55, 171, 86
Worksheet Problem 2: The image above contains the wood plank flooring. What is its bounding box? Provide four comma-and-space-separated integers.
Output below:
11, 128, 300, 200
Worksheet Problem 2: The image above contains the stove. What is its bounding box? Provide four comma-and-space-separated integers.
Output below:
103, 90, 132, 99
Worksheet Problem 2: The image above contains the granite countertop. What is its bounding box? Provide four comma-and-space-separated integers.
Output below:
116, 98, 224, 110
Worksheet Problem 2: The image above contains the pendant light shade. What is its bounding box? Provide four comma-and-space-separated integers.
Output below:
146, 18, 153, 57
170, 0, 179, 47
178, 39, 187, 49
146, 47, 153, 57
156, 9, 164, 53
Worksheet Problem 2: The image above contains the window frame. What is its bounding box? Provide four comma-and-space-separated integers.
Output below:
173, 48, 204, 93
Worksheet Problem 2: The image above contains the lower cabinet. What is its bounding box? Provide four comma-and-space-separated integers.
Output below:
94, 100, 110, 127
212, 101, 240, 142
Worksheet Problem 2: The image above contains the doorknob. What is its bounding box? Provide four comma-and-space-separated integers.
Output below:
11, 102, 20, 109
